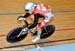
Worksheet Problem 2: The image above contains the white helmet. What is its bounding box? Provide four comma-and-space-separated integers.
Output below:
24, 2, 37, 11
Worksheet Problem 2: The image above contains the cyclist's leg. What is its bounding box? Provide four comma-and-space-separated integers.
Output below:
32, 21, 46, 42
32, 25, 42, 42
44, 11, 54, 25
32, 16, 44, 42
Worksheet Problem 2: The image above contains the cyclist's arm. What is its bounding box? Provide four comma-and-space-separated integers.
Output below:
28, 14, 45, 29
28, 14, 39, 29
23, 13, 31, 18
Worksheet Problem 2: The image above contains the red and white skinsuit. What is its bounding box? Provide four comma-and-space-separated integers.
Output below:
33, 4, 54, 28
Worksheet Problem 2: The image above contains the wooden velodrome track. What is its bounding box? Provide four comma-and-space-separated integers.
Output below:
0, 0, 75, 51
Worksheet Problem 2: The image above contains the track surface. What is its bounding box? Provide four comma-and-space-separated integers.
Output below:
0, 0, 75, 51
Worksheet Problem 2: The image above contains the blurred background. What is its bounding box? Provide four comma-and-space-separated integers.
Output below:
0, 0, 75, 51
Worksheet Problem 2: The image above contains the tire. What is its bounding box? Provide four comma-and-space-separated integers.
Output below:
6, 27, 28, 43
40, 25, 55, 39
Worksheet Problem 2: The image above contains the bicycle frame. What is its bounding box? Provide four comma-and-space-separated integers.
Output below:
17, 20, 29, 37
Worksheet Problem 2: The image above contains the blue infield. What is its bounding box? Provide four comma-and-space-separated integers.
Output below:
24, 44, 75, 51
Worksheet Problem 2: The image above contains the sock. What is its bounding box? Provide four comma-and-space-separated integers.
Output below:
37, 31, 41, 39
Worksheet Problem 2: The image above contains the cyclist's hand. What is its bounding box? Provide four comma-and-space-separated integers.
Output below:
17, 16, 26, 21
17, 16, 25, 23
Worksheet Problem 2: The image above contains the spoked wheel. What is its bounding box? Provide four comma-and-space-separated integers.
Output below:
40, 25, 55, 39
6, 27, 28, 43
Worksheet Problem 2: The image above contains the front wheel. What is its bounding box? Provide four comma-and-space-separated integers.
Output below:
6, 27, 28, 43
40, 25, 55, 39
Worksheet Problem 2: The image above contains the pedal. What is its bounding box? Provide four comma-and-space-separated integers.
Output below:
32, 31, 37, 36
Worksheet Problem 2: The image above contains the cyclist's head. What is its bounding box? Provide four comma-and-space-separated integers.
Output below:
24, 2, 37, 12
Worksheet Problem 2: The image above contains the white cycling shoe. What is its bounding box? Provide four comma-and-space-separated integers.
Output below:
32, 31, 41, 43
32, 37, 40, 43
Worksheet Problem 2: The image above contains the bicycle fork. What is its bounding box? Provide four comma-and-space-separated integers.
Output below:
17, 28, 27, 37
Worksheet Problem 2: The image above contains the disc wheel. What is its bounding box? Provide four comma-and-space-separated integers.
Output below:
40, 25, 55, 39
6, 27, 28, 43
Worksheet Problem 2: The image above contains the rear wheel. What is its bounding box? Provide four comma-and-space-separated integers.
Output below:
6, 27, 28, 43
40, 25, 55, 39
